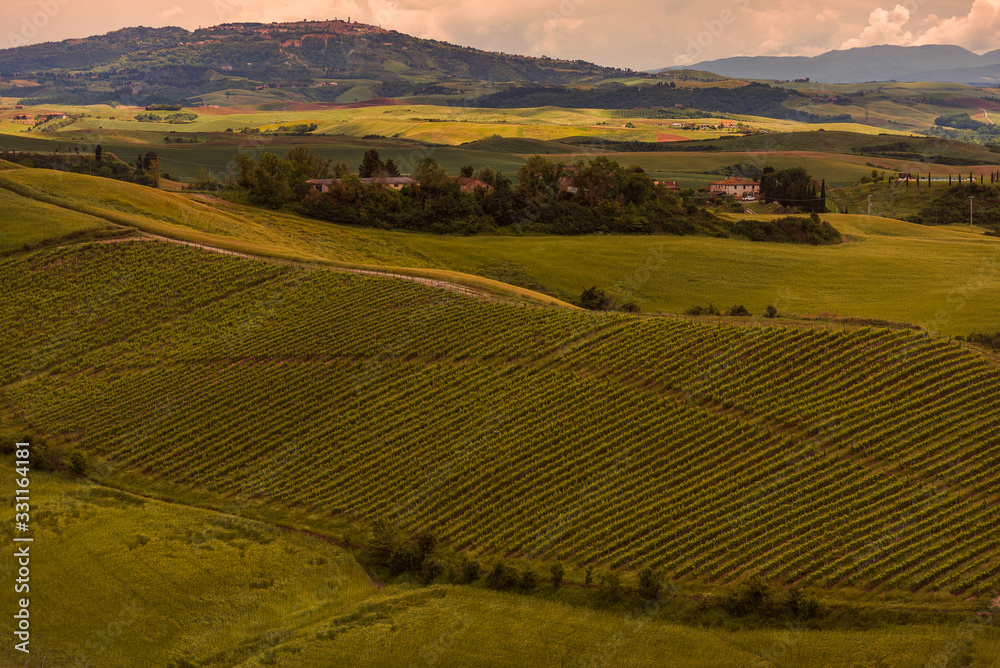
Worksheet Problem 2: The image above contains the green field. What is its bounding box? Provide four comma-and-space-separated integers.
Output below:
4, 241, 1000, 596
392, 214, 1000, 336
2, 169, 1000, 665
2, 168, 998, 334
6, 470, 997, 667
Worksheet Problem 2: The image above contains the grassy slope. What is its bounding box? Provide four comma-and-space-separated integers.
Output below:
392, 214, 1000, 336
0, 185, 112, 253
6, 467, 996, 667
0, 465, 380, 667
3, 168, 998, 333
0, 103, 923, 181
0, 170, 573, 306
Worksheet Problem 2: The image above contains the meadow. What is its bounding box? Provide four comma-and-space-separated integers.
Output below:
5, 467, 997, 666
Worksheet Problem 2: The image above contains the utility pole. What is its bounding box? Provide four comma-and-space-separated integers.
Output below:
969, 196, 974, 226
867, 194, 871, 216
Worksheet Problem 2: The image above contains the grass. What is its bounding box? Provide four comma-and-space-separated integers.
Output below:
0, 171, 572, 306
6, 466, 997, 667
0, 186, 112, 253
0, 463, 379, 667
4, 167, 998, 333
392, 213, 1000, 336
0, 103, 940, 181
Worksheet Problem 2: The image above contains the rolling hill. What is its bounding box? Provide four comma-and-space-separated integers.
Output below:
2, 166, 1000, 666
0, 20, 630, 108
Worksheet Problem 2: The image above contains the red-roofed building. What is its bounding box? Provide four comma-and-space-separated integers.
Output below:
709, 177, 759, 197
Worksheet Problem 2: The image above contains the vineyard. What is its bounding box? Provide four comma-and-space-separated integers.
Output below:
3, 240, 1000, 597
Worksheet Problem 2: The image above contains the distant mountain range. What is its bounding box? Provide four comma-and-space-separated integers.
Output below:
663, 45, 1000, 85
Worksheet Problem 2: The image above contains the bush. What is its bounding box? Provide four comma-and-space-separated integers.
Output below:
585, 565, 594, 586
637, 566, 664, 601
763, 305, 779, 318
415, 530, 436, 560
388, 543, 421, 576
368, 518, 396, 567
421, 556, 445, 585
550, 563, 564, 589
785, 587, 819, 620
686, 303, 720, 316
724, 575, 773, 617
579, 286, 613, 311
597, 572, 623, 604
67, 450, 87, 475
486, 561, 519, 590
519, 567, 538, 592
460, 556, 483, 584
727, 304, 750, 316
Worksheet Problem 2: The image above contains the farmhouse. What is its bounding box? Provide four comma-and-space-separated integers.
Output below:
708, 177, 759, 197
304, 176, 418, 193
457, 177, 492, 192
655, 180, 680, 191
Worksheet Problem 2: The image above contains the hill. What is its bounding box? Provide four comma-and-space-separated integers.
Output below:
667, 44, 1000, 85
4, 239, 1000, 600
0, 20, 629, 107
5, 468, 995, 667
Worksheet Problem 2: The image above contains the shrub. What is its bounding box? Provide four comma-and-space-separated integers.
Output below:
637, 566, 664, 601
597, 572, 623, 604
723, 575, 773, 617
686, 303, 720, 316
388, 543, 421, 576
550, 563, 564, 589
585, 565, 594, 586
519, 567, 538, 592
421, 556, 445, 585
785, 587, 819, 619
727, 304, 750, 316
415, 530, 436, 560
67, 450, 87, 475
460, 556, 483, 584
763, 305, 779, 318
368, 518, 396, 567
486, 561, 519, 590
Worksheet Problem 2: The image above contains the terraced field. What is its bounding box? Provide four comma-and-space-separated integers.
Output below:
4, 240, 999, 598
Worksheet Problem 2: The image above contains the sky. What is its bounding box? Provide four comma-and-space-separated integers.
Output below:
3, 0, 1000, 69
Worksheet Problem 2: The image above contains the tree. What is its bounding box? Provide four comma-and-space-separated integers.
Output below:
763, 305, 779, 318
579, 286, 613, 311
638, 567, 664, 601
67, 450, 87, 475
550, 563, 564, 589
460, 557, 483, 584
519, 567, 538, 591
359, 149, 384, 178
285, 145, 330, 198
486, 561, 519, 590
384, 158, 401, 177
95, 145, 103, 162
460, 164, 474, 178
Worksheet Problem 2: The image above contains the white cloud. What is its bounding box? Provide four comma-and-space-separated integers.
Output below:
914, 0, 1000, 50
157, 6, 185, 21
841, 4, 912, 49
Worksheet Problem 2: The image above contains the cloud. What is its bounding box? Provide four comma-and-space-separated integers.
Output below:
914, 0, 1000, 51
841, 4, 912, 49
157, 6, 186, 21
